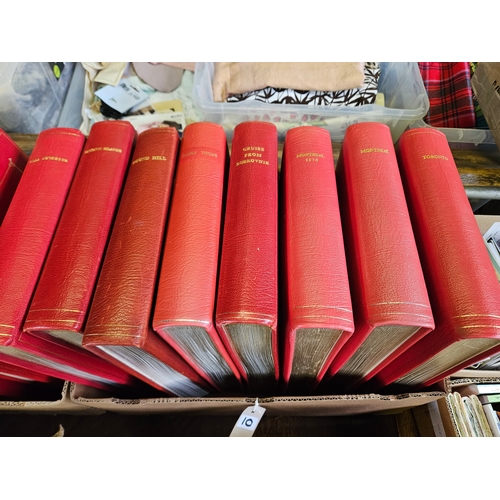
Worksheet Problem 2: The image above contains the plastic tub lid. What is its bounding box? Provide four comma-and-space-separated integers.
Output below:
0, 62, 18, 89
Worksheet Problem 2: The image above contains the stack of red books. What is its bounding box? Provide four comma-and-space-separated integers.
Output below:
0, 119, 498, 401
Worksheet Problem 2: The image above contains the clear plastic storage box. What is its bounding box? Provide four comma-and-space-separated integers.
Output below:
0, 62, 76, 134
408, 118, 495, 148
192, 62, 430, 141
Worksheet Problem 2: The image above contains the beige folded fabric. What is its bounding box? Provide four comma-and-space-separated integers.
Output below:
133, 62, 184, 92
159, 62, 196, 72
212, 62, 365, 102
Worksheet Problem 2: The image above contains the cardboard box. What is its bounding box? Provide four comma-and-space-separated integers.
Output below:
471, 63, 500, 150
69, 382, 445, 417
412, 399, 459, 437
0, 380, 103, 415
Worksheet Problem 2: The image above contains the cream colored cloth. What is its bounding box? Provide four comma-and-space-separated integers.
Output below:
80, 62, 128, 134
212, 62, 365, 102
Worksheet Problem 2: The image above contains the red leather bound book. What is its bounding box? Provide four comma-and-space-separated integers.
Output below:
24, 121, 136, 346
0, 128, 135, 390
0, 129, 28, 224
0, 128, 127, 389
371, 128, 500, 391
152, 122, 242, 392
280, 126, 354, 392
323, 122, 435, 390
82, 127, 211, 397
0, 359, 54, 384
215, 121, 279, 392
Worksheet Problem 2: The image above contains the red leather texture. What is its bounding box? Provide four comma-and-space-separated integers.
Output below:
0, 359, 54, 384
152, 122, 242, 389
372, 128, 500, 389
281, 126, 354, 387
24, 121, 136, 337
325, 122, 435, 385
82, 127, 211, 395
0, 128, 85, 346
0, 350, 127, 390
215, 121, 279, 382
0, 128, 136, 390
0, 129, 28, 224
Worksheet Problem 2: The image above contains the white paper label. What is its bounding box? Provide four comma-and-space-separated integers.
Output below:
95, 79, 149, 114
230, 399, 266, 437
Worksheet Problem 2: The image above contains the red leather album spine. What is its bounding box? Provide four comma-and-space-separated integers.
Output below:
152, 122, 242, 389
82, 127, 211, 396
324, 122, 434, 385
281, 126, 354, 387
0, 128, 139, 390
24, 120, 136, 337
372, 128, 500, 390
0, 128, 85, 346
215, 121, 279, 383
0, 129, 28, 224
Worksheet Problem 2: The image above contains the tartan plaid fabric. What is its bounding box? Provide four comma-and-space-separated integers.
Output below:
418, 62, 476, 128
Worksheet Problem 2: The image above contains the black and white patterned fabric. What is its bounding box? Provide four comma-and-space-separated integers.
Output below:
226, 63, 380, 107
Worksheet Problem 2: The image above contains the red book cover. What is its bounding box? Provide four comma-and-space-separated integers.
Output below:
24, 120, 136, 345
82, 127, 212, 397
215, 121, 279, 392
0, 129, 28, 224
280, 126, 354, 391
371, 128, 500, 391
0, 128, 125, 387
152, 122, 242, 392
0, 359, 54, 384
323, 122, 435, 390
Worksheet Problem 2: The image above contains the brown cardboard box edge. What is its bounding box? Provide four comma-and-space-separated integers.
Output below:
412, 399, 459, 437
69, 382, 445, 417
471, 63, 500, 149
0, 380, 104, 415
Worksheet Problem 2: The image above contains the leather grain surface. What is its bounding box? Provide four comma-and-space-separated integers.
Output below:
0, 128, 85, 344
25, 121, 136, 334
0, 129, 28, 224
281, 126, 354, 384
82, 127, 210, 392
374, 127, 500, 388
152, 122, 242, 384
326, 122, 434, 379
215, 121, 279, 378
83, 127, 179, 348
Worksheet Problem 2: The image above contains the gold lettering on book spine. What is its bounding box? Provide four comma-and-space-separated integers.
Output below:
84, 147, 123, 154
235, 158, 270, 166
296, 152, 325, 158
236, 145, 269, 166
28, 156, 69, 164
201, 150, 217, 157
360, 148, 389, 154
296, 152, 325, 162
131, 156, 150, 165
181, 150, 218, 160
421, 154, 448, 160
